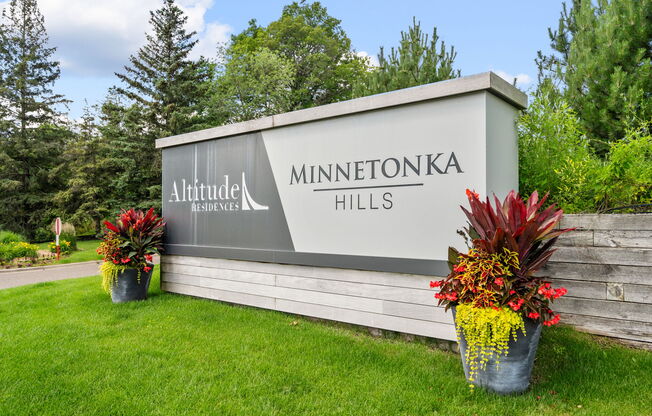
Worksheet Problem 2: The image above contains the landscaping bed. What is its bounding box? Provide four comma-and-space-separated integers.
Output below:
0, 269, 650, 415
0, 239, 102, 270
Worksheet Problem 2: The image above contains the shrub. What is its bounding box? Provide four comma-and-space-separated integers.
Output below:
59, 232, 77, 251
33, 227, 53, 243
596, 125, 652, 210
0, 242, 38, 263
0, 230, 27, 244
517, 83, 600, 213
49, 240, 73, 254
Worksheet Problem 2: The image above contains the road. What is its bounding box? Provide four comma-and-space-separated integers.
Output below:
0, 261, 103, 290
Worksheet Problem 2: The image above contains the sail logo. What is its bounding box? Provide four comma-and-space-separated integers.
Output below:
168, 173, 269, 212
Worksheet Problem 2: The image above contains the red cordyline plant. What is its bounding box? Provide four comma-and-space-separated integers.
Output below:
431, 190, 574, 326
97, 208, 165, 273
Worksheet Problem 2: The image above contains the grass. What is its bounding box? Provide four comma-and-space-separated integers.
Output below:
36, 239, 102, 265
0, 270, 650, 416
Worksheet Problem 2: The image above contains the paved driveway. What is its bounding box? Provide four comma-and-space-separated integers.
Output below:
0, 261, 103, 290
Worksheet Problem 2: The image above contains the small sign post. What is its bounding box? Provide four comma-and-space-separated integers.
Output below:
54, 217, 62, 261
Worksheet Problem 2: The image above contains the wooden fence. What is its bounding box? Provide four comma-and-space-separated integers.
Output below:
545, 214, 652, 347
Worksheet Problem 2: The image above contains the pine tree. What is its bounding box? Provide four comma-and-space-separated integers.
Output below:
353, 18, 460, 97
54, 105, 112, 235
0, 0, 69, 237
114, 0, 209, 137
537, 0, 652, 152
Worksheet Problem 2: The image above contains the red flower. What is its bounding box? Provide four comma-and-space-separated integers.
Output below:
145, 254, 153, 262
543, 314, 561, 326
143, 266, 152, 273
465, 189, 480, 200
445, 292, 458, 301
121, 258, 130, 264
553, 287, 568, 299
434, 293, 445, 300
508, 299, 525, 311
528, 312, 540, 319
494, 277, 504, 286
430, 280, 442, 288
112, 259, 118, 264
509, 290, 516, 295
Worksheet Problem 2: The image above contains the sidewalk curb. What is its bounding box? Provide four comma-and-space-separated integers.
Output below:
0, 260, 102, 274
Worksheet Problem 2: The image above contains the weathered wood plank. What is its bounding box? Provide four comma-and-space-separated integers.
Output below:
543, 262, 652, 285
275, 298, 457, 341
162, 262, 275, 286
561, 214, 652, 231
556, 230, 594, 247
382, 300, 452, 324
275, 275, 435, 306
161, 281, 276, 310
594, 230, 652, 249
552, 246, 652, 267
162, 281, 457, 341
561, 313, 652, 343
555, 297, 652, 323
624, 284, 652, 304
162, 255, 438, 289
548, 278, 606, 300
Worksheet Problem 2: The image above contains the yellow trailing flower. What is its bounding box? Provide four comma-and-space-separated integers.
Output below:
455, 304, 526, 382
100, 261, 127, 294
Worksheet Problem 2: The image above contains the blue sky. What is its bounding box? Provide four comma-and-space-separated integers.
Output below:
0, 0, 565, 119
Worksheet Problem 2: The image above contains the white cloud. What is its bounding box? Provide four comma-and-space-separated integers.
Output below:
356, 51, 380, 67
494, 70, 532, 88
0, 0, 231, 76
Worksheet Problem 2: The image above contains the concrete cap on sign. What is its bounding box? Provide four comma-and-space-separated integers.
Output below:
156, 72, 528, 149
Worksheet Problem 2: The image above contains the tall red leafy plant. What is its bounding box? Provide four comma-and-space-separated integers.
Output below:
97, 208, 165, 272
432, 190, 574, 325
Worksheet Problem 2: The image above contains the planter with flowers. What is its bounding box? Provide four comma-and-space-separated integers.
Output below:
97, 208, 165, 303
431, 190, 573, 394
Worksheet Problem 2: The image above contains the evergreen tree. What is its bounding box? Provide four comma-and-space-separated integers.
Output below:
114, 0, 209, 137
353, 18, 460, 97
107, 0, 211, 212
537, 0, 652, 152
54, 106, 112, 235
0, 0, 69, 237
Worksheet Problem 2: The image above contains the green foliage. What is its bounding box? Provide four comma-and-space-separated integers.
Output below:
113, 0, 210, 137
49, 240, 72, 254
59, 232, 77, 251
518, 83, 600, 212
225, 1, 368, 114
218, 46, 295, 122
0, 0, 71, 238
537, 0, 652, 153
519, 86, 652, 213
596, 126, 652, 210
54, 107, 112, 234
0, 241, 38, 262
0, 230, 26, 244
353, 17, 460, 97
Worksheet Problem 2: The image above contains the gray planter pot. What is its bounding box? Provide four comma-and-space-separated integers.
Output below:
452, 306, 542, 395
111, 265, 153, 303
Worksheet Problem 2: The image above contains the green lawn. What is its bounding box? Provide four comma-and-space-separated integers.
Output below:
0, 270, 650, 416
36, 239, 102, 264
